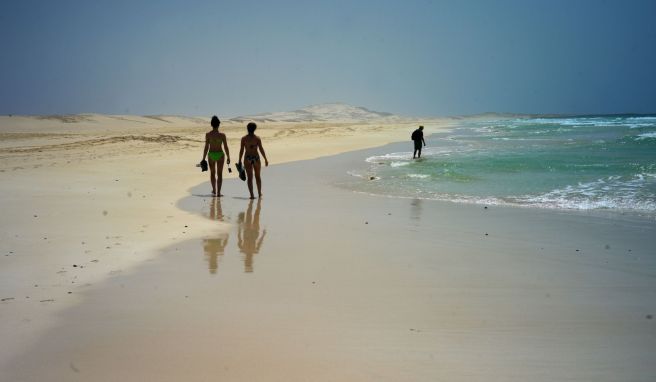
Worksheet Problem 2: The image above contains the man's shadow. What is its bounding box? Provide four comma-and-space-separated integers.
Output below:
237, 199, 266, 273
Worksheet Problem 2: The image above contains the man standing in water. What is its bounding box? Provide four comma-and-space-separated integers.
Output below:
412, 125, 426, 159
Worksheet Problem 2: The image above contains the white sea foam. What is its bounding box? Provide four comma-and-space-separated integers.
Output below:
357, 172, 655, 213
636, 132, 656, 140
627, 123, 656, 129
512, 174, 656, 212
365, 152, 412, 163
526, 118, 607, 126
508, 116, 656, 130
471, 126, 495, 133
366, 147, 459, 164
491, 137, 541, 141
346, 170, 365, 179
353, 115, 656, 216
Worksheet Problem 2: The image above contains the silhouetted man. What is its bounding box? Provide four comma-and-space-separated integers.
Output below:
412, 125, 426, 159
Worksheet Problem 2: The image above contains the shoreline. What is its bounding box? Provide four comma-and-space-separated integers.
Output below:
3, 142, 655, 381
342, 126, 656, 222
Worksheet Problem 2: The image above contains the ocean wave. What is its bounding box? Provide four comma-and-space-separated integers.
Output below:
471, 126, 495, 133
522, 118, 613, 127
350, 171, 655, 213
366, 147, 461, 164
625, 116, 656, 128
628, 124, 656, 129
352, 116, 656, 216
636, 132, 656, 140
491, 137, 547, 141
512, 195, 656, 212
349, 187, 655, 215
365, 152, 412, 163
500, 116, 656, 130
407, 174, 430, 179
512, 174, 656, 212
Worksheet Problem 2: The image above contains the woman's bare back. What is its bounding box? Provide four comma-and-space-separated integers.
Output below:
206, 130, 226, 152
241, 134, 261, 156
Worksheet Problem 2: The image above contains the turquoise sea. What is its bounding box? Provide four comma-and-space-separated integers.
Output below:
345, 115, 656, 217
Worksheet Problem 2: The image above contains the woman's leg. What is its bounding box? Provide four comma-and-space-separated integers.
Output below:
245, 161, 255, 199
216, 156, 225, 196
254, 161, 262, 198
208, 158, 217, 195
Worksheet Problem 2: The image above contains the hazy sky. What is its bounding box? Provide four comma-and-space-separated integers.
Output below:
1, 0, 655, 117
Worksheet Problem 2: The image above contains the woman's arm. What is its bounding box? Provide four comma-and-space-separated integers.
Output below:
202, 133, 209, 161
258, 137, 269, 166
222, 134, 231, 164
238, 137, 245, 163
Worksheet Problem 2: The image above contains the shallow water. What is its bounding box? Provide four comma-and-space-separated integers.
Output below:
345, 115, 656, 216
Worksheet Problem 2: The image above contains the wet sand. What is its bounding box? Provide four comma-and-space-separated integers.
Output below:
0, 114, 451, 379
2, 142, 655, 381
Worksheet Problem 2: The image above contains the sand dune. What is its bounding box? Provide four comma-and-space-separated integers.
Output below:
0, 107, 450, 174
231, 102, 406, 123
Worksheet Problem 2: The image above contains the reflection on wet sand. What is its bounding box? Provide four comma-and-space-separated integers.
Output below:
203, 197, 229, 274
208, 195, 225, 221
238, 199, 266, 273
201, 198, 267, 274
203, 234, 229, 274
410, 198, 423, 221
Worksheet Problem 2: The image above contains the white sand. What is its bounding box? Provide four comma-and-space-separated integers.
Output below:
0, 114, 447, 368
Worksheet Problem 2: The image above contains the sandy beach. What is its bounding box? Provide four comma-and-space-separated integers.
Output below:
1, 113, 655, 381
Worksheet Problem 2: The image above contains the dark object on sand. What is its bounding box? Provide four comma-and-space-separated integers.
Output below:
235, 162, 246, 181
198, 160, 208, 172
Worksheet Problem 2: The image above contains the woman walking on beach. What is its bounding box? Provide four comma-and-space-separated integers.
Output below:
202, 116, 231, 196
238, 122, 269, 199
